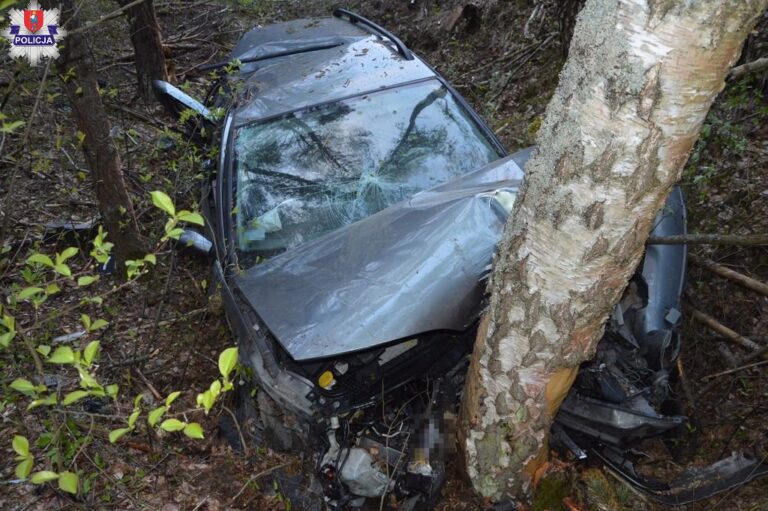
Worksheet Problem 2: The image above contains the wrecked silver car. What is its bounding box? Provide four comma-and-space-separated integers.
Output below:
153, 9, 767, 509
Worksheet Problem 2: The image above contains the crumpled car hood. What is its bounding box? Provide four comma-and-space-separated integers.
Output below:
235, 155, 525, 361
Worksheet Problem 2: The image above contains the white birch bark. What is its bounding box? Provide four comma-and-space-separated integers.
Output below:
459, 0, 767, 500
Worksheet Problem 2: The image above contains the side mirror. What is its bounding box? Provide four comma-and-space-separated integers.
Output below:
177, 229, 213, 256
152, 80, 213, 123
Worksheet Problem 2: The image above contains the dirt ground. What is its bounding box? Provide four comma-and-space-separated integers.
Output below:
1, 1, 767, 510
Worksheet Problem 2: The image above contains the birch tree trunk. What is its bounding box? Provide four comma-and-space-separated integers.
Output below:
458, 0, 767, 500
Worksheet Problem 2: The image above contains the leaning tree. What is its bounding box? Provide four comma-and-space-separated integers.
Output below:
458, 0, 768, 500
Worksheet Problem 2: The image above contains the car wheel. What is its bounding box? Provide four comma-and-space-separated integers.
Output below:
234, 380, 311, 452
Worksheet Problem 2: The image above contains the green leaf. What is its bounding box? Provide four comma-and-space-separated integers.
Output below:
62, 390, 89, 405
0, 314, 15, 330
0, 330, 15, 347
218, 347, 238, 380
57, 247, 78, 263
106, 384, 119, 400
26, 253, 54, 267
109, 427, 131, 444
12, 435, 29, 457
77, 367, 100, 389
128, 410, 140, 429
183, 423, 204, 439
45, 283, 60, 295
36, 345, 51, 357
148, 406, 166, 427
27, 394, 57, 410
0, 119, 24, 133
144, 253, 156, 265
58, 471, 78, 494
166, 228, 184, 240
10, 378, 37, 395
160, 418, 186, 432
30, 471, 59, 484
77, 275, 98, 287
47, 346, 75, 364
165, 391, 181, 407
209, 379, 222, 397
89, 319, 109, 331
53, 263, 71, 277
80, 314, 91, 330
83, 341, 100, 366
15, 458, 33, 479
178, 211, 205, 226
198, 390, 215, 414
17, 287, 44, 300
150, 190, 175, 216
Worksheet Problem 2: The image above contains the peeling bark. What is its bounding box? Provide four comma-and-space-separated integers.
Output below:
458, 0, 767, 500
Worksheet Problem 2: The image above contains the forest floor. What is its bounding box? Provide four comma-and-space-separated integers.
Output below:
1, 1, 767, 510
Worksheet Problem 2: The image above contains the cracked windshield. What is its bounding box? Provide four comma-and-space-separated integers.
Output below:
233, 79, 501, 254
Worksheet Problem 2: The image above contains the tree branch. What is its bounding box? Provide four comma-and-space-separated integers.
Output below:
689, 254, 768, 297
648, 234, 768, 246
682, 302, 761, 351
728, 57, 768, 80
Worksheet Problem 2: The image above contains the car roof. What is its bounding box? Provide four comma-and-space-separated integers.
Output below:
228, 17, 437, 128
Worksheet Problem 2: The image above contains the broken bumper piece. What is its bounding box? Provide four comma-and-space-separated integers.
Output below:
595, 448, 768, 506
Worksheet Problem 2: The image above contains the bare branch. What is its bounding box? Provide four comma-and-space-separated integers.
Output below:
702, 359, 768, 381
689, 254, 768, 297
728, 57, 768, 80
648, 234, 768, 246
683, 302, 761, 351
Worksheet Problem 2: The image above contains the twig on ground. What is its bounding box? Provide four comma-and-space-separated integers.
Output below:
103, 355, 151, 370
136, 368, 163, 401
689, 254, 768, 297
682, 302, 761, 351
487, 33, 557, 102
222, 405, 249, 457
702, 359, 768, 381
106, 102, 167, 129
230, 462, 294, 503
192, 496, 209, 511
648, 234, 768, 246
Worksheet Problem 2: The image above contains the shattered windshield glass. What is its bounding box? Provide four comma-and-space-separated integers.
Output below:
233, 79, 501, 254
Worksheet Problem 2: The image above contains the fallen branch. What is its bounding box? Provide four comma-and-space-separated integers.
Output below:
697, 345, 768, 396
682, 302, 761, 351
689, 254, 768, 297
106, 102, 167, 129
135, 368, 163, 401
648, 234, 768, 246
728, 57, 768, 80
702, 359, 768, 381
230, 462, 294, 503
222, 405, 249, 457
